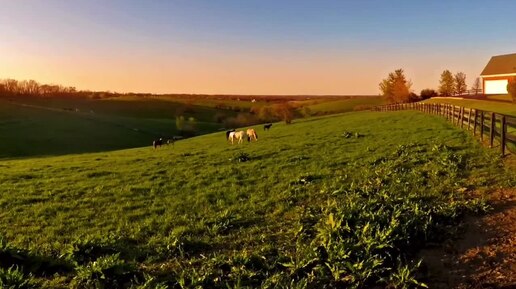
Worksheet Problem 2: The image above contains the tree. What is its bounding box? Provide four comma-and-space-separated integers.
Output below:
508, 77, 516, 103
420, 89, 438, 100
273, 103, 294, 124
379, 69, 412, 103
471, 77, 482, 95
454, 72, 467, 95
3, 79, 19, 93
175, 116, 185, 131
438, 70, 455, 96
301, 106, 312, 117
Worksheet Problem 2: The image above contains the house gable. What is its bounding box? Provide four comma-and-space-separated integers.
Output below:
480, 53, 516, 76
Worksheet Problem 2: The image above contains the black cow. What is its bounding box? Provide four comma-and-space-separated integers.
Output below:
263, 123, 272, 131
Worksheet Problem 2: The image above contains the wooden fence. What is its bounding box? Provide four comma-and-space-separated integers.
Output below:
372, 103, 516, 155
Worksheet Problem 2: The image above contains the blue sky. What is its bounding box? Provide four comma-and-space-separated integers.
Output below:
1, 0, 515, 94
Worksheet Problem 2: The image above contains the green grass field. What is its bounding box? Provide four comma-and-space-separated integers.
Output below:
1, 111, 513, 288
0, 97, 233, 158
301, 96, 386, 115
0, 95, 386, 159
486, 94, 513, 102
423, 97, 516, 116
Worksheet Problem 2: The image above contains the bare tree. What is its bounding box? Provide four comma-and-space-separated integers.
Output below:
454, 72, 467, 95
471, 77, 482, 95
3, 79, 19, 93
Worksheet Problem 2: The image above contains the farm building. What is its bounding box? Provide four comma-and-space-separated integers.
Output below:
480, 53, 516, 94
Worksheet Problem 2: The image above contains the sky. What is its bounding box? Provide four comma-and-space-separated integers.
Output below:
1, 0, 516, 95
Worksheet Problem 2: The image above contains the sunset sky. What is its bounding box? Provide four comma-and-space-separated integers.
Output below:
1, 0, 516, 95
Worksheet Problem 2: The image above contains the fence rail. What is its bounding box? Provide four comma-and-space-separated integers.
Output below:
372, 103, 516, 155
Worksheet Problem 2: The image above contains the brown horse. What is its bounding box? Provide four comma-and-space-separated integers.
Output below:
246, 128, 258, 142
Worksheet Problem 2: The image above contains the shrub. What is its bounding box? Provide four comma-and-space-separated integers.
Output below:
420, 89, 438, 100
507, 77, 516, 103
409, 92, 421, 102
233, 152, 250, 163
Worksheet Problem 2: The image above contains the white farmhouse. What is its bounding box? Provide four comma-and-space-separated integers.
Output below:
480, 53, 516, 94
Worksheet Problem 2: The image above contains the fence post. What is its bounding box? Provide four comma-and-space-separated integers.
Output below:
467, 108, 471, 130
473, 110, 478, 135
490, 112, 495, 148
480, 111, 484, 141
460, 107, 464, 128
501, 116, 506, 156
455, 106, 460, 126
452, 106, 456, 125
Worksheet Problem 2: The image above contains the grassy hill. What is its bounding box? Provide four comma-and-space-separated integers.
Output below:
0, 95, 384, 159
300, 95, 386, 115
0, 110, 513, 288
423, 97, 516, 116
0, 97, 233, 158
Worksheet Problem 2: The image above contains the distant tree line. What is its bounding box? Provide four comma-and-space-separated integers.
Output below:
0, 79, 78, 96
379, 69, 486, 104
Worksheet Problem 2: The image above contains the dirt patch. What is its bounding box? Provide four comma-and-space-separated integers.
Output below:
421, 188, 516, 289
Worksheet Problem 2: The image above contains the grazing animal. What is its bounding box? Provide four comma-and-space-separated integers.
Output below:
235, 131, 246, 144
153, 138, 163, 149
165, 136, 183, 146
228, 131, 246, 144
226, 129, 236, 140
263, 123, 272, 131
228, 131, 236, 144
246, 128, 258, 142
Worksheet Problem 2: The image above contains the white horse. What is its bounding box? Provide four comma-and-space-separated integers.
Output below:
228, 131, 246, 144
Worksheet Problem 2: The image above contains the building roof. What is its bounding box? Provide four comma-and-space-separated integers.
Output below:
481, 53, 516, 76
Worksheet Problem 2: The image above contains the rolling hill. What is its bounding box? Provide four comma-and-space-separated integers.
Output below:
0, 110, 513, 288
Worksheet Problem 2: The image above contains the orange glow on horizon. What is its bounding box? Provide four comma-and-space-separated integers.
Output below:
0, 42, 487, 96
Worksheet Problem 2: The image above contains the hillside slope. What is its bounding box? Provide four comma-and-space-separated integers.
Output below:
0, 111, 513, 288
0, 97, 229, 158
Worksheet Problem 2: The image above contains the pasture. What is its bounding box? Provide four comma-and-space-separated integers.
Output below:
0, 111, 514, 288
297, 95, 386, 115
0, 95, 385, 159
423, 97, 516, 116
0, 97, 232, 158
